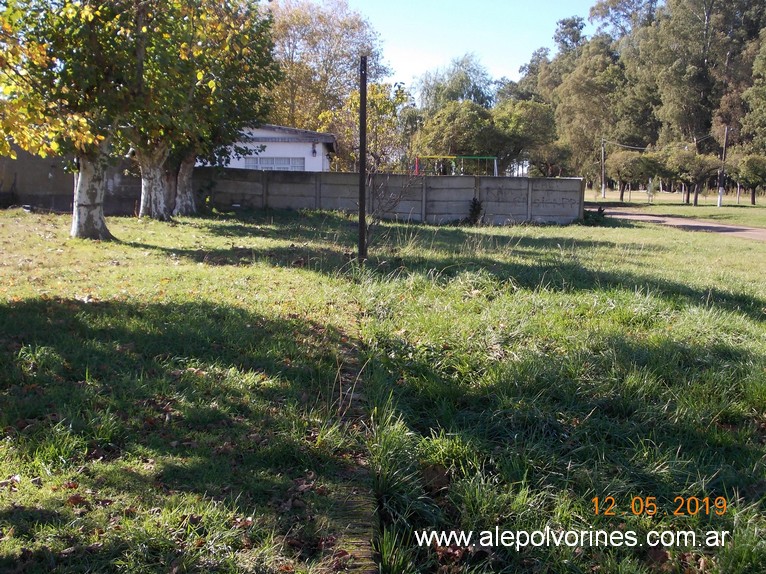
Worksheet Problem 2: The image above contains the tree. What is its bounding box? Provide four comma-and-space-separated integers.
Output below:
554, 16, 587, 54
413, 101, 501, 163
605, 150, 665, 200
710, 2, 766, 150
417, 53, 494, 114
2, 0, 279, 229
267, 0, 387, 132
665, 147, 720, 204
121, 0, 279, 220
528, 141, 571, 177
742, 30, 766, 153
605, 150, 643, 201
589, 0, 659, 38
0, 0, 140, 239
737, 154, 766, 204
637, 0, 765, 151
0, 23, 69, 161
319, 82, 412, 173
553, 36, 624, 177
510, 47, 551, 102
492, 99, 556, 174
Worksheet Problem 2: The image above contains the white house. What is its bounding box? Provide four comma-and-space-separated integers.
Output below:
226, 125, 337, 172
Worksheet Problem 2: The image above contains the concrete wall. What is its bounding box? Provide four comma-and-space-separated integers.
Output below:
1, 152, 584, 225
198, 168, 585, 224
1, 148, 142, 215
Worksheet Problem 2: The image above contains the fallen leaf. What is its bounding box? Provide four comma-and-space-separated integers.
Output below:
333, 549, 350, 559
422, 464, 450, 494
66, 494, 89, 507
233, 516, 254, 529
434, 541, 465, 564
285, 537, 302, 549
646, 546, 671, 568
182, 514, 202, 526
319, 535, 336, 549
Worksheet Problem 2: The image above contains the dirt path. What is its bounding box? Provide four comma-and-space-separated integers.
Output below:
319, 336, 377, 574
605, 208, 766, 242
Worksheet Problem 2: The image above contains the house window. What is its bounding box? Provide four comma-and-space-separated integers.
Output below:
243, 156, 306, 171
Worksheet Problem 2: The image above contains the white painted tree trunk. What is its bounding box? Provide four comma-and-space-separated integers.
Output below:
172, 153, 197, 216
70, 140, 114, 240
137, 144, 171, 220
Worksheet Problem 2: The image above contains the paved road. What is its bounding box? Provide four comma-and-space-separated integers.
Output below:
605, 209, 766, 242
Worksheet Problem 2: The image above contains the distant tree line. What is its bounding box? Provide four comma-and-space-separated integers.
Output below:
269, 0, 766, 201
3, 0, 766, 242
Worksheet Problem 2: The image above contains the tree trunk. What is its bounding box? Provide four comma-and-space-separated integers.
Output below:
136, 144, 171, 220
619, 181, 626, 202
70, 140, 114, 240
172, 153, 197, 216
752, 187, 757, 206
693, 183, 699, 206
164, 164, 178, 216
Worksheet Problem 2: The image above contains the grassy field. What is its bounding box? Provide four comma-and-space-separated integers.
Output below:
1, 208, 765, 573
587, 188, 766, 229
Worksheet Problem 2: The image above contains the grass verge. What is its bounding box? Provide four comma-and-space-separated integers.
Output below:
587, 188, 766, 229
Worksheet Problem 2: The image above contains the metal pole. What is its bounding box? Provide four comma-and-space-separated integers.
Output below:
601, 138, 606, 199
717, 125, 729, 208
358, 56, 368, 262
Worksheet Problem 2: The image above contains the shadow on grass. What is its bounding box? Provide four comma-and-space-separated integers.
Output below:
128, 210, 765, 323
0, 297, 361, 571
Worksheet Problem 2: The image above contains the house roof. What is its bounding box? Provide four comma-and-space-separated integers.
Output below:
242, 124, 337, 154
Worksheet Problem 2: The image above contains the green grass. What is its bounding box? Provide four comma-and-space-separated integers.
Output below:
588, 188, 766, 229
357, 220, 766, 573
624, 204, 766, 230
0, 209, 366, 573
1, 207, 766, 573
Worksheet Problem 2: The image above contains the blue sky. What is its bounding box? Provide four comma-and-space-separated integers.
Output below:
344, 0, 598, 85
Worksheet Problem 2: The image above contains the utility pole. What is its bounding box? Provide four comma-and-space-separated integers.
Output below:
717, 125, 729, 208
358, 56, 367, 262
601, 138, 606, 199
